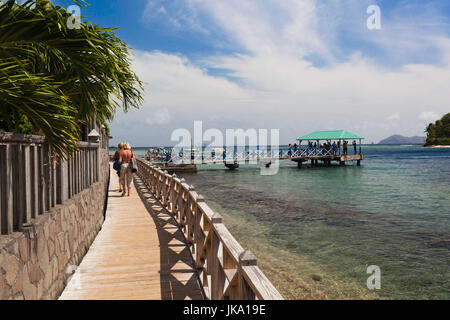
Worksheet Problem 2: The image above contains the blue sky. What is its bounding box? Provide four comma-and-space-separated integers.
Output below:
55, 0, 450, 145
58, 0, 450, 66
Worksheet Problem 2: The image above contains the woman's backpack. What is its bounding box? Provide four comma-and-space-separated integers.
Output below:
113, 159, 121, 172
130, 153, 138, 173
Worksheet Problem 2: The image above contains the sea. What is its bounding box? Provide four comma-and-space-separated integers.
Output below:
111, 145, 450, 299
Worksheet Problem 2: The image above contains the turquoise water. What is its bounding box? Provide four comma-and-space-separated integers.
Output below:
113, 145, 450, 298
173, 146, 450, 299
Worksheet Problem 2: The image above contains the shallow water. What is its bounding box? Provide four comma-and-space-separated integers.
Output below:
177, 146, 450, 299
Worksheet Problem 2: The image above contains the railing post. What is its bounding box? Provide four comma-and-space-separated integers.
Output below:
76, 151, 80, 194
30, 145, 39, 219
13, 143, 23, 230
43, 143, 51, 211
91, 148, 95, 184
67, 155, 72, 198
73, 152, 77, 195
80, 149, 83, 190
194, 195, 205, 268
0, 144, 14, 234
84, 148, 88, 189
51, 152, 56, 208
38, 144, 45, 215
239, 250, 257, 300
80, 149, 83, 191
95, 146, 99, 182
56, 158, 68, 204
22, 144, 32, 225
89, 148, 93, 186
210, 218, 222, 300
169, 174, 176, 213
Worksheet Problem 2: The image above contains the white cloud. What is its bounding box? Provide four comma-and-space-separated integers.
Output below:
386, 113, 400, 121
142, 0, 210, 34
109, 49, 450, 146
143, 0, 331, 59
110, 1, 450, 146
146, 108, 171, 125
143, 0, 450, 64
418, 111, 440, 122
197, 0, 324, 57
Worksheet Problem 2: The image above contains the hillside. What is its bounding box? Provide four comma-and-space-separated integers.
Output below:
378, 135, 426, 145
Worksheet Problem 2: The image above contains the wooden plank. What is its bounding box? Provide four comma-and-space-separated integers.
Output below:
75, 151, 79, 194
43, 143, 50, 211
59, 164, 204, 300
12, 144, 22, 231
87, 149, 90, 186
67, 156, 72, 198
2, 144, 14, 234
22, 145, 32, 224
38, 145, 45, 215
51, 150, 56, 208
0, 145, 13, 234
0, 145, 4, 233
56, 159, 68, 204
240, 265, 283, 300
78, 150, 82, 192
89, 148, 93, 186
30, 145, 39, 219
94, 148, 100, 182
83, 148, 86, 190
212, 223, 244, 264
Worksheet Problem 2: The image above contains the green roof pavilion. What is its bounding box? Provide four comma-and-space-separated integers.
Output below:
297, 130, 364, 141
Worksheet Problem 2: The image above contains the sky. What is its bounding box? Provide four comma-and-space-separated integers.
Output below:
56, 0, 450, 145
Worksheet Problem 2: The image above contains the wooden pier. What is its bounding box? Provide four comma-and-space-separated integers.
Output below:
59, 164, 204, 300
291, 153, 364, 168
143, 130, 366, 170
60, 161, 283, 300
144, 148, 364, 170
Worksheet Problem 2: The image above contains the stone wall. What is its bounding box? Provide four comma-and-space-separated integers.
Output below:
0, 150, 109, 300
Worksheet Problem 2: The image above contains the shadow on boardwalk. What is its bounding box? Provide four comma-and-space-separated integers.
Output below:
134, 176, 204, 300
59, 164, 203, 300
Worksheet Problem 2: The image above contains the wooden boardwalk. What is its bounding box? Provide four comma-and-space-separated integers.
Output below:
59, 164, 204, 300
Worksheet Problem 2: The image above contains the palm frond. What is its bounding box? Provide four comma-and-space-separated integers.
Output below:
0, 0, 144, 156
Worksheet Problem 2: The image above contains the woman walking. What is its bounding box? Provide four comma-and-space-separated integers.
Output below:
119, 142, 134, 196
113, 142, 124, 192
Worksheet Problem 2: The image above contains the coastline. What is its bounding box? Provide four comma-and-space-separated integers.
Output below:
424, 145, 450, 148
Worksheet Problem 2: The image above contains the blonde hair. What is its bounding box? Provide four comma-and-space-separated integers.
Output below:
118, 142, 124, 149
123, 142, 131, 150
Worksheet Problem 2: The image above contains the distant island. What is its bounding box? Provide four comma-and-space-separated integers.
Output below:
378, 135, 426, 145
425, 113, 450, 146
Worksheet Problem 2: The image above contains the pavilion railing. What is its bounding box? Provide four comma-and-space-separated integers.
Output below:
147, 145, 361, 164
0, 133, 100, 235
136, 158, 283, 300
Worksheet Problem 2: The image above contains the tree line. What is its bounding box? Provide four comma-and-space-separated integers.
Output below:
425, 113, 450, 146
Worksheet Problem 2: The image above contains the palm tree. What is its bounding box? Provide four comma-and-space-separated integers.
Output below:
0, 0, 143, 156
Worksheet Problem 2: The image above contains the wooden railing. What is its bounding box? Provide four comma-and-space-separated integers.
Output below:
0, 133, 101, 235
146, 146, 362, 165
136, 158, 283, 300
